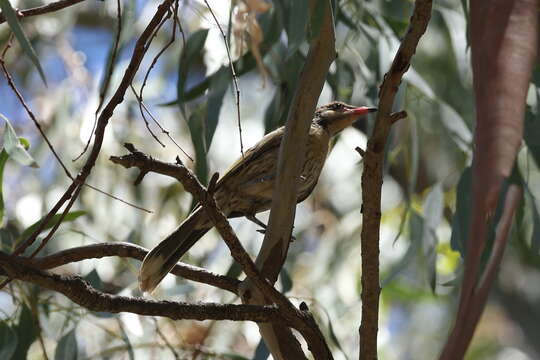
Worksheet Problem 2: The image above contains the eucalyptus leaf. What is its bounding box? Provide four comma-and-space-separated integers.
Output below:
12, 303, 37, 360
1, 114, 38, 168
252, 339, 269, 360
0, 0, 47, 84
0, 322, 17, 359
0, 149, 8, 225
450, 167, 472, 256
55, 328, 78, 360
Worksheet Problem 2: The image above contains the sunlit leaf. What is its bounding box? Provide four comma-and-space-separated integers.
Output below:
54, 328, 78, 360
1, 114, 38, 168
0, 0, 47, 84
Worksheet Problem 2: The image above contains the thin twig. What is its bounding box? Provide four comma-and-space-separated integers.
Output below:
359, 1, 432, 359
202, 0, 244, 157
75, 0, 123, 161
2, 0, 175, 267
0, 0, 86, 24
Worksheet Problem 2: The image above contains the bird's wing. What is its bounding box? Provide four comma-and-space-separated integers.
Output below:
215, 126, 284, 190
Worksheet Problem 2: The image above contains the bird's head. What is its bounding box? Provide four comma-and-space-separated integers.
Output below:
315, 101, 377, 135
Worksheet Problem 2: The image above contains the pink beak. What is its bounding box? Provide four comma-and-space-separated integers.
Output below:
346, 106, 378, 116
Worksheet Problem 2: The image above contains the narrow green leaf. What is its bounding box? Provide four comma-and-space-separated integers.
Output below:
0, 0, 47, 85
286, 0, 309, 57
450, 167, 472, 256
83, 269, 103, 289
187, 107, 208, 185
12, 303, 38, 360
18, 211, 86, 244
0, 149, 8, 226
308, 0, 326, 40
54, 328, 78, 360
177, 29, 209, 107
0, 322, 17, 359
279, 268, 293, 294
423, 184, 444, 292
206, 68, 229, 148
1, 114, 38, 168
252, 339, 269, 360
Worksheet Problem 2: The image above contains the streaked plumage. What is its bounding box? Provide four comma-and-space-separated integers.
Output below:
139, 102, 377, 292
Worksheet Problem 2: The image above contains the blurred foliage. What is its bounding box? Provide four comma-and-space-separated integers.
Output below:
0, 0, 539, 359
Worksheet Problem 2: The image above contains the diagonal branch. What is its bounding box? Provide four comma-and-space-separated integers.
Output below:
8, 0, 175, 261
0, 0, 86, 24
359, 1, 432, 358
110, 143, 332, 359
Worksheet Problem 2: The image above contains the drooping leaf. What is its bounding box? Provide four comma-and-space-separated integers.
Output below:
177, 29, 209, 108
0, 0, 47, 84
206, 68, 229, 148
18, 211, 86, 245
187, 107, 208, 185
1, 114, 38, 168
0, 322, 17, 359
54, 328, 78, 360
423, 183, 444, 292
12, 303, 38, 360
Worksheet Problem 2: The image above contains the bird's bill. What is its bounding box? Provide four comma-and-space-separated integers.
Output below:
327, 106, 377, 134
344, 106, 378, 116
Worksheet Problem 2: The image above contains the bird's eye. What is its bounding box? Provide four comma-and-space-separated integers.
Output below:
332, 103, 343, 111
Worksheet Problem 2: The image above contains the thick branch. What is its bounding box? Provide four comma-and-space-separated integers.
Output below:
359, 1, 432, 359
0, 0, 86, 24
4, 242, 240, 294
0, 251, 276, 322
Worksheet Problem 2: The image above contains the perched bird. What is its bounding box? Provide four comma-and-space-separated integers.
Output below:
139, 101, 377, 292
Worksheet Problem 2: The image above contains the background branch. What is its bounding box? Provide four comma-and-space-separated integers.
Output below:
0, 0, 86, 24
360, 1, 432, 358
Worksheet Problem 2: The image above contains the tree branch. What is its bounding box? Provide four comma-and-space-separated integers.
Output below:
359, 1, 432, 359
0, 0, 86, 24
3, 242, 240, 294
0, 251, 276, 322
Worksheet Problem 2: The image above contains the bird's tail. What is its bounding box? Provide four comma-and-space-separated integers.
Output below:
139, 207, 210, 293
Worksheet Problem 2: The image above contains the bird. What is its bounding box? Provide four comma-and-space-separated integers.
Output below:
139, 101, 377, 292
